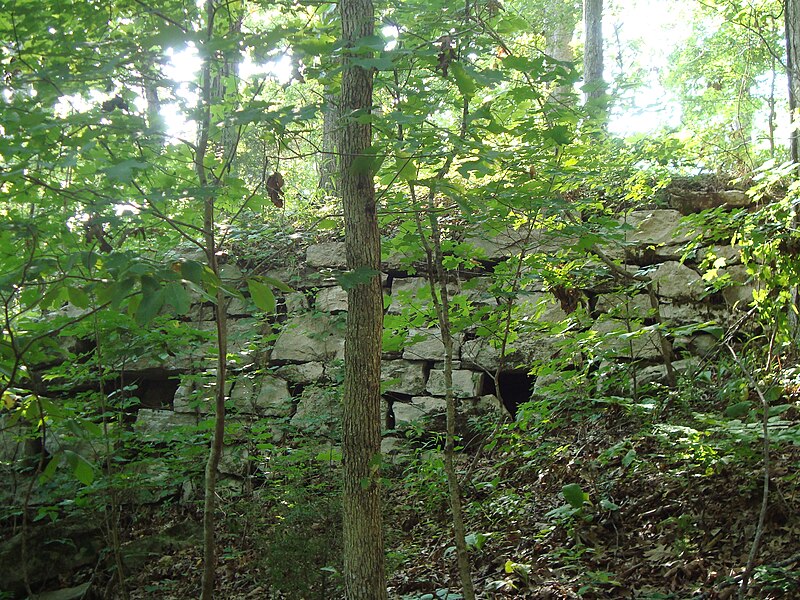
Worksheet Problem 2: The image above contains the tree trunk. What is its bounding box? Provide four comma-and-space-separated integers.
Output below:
319, 91, 339, 194
339, 0, 387, 597
198, 2, 234, 597
544, 0, 581, 104
785, 0, 800, 347
422, 211, 476, 600
786, 0, 800, 166
582, 0, 605, 108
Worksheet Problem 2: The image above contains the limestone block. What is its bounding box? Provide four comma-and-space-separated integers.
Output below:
272, 313, 345, 363
388, 277, 431, 315
596, 293, 654, 318
306, 242, 347, 268
134, 409, 198, 436
284, 291, 309, 314
227, 318, 261, 366
392, 396, 447, 425
669, 189, 753, 213
590, 318, 663, 360
219, 263, 244, 285
219, 445, 250, 476
659, 302, 709, 324
277, 361, 325, 385
291, 387, 340, 433
226, 295, 251, 316
461, 394, 506, 417
650, 261, 704, 300
402, 328, 460, 361
315, 286, 348, 312
381, 436, 404, 455
426, 369, 484, 398
464, 226, 575, 260
230, 375, 292, 417
701, 245, 742, 266
515, 292, 568, 323
459, 277, 498, 307
460, 338, 501, 372
720, 265, 756, 309
381, 360, 428, 395
622, 210, 694, 247
638, 358, 699, 386
173, 378, 233, 414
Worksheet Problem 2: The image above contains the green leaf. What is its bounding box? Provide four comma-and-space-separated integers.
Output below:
260, 276, 293, 293
724, 401, 752, 418
64, 450, 94, 486
622, 449, 637, 468
163, 282, 191, 315
103, 159, 149, 183
40, 452, 61, 483
336, 267, 380, 291
247, 279, 276, 314
395, 152, 417, 182
180, 260, 206, 284
562, 483, 587, 509
450, 62, 477, 99
464, 532, 489, 550
600, 498, 620, 511
135, 287, 164, 325
67, 286, 90, 309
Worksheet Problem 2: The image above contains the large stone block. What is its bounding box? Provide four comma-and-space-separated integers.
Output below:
392, 396, 447, 425
515, 292, 568, 323
227, 318, 262, 366
306, 242, 347, 268
272, 313, 345, 363
650, 261, 704, 300
623, 210, 693, 247
720, 265, 757, 309
388, 277, 431, 315
402, 328, 460, 362
134, 409, 198, 436
596, 293, 654, 318
589, 317, 663, 360
460, 338, 502, 372
276, 361, 325, 385
464, 225, 575, 260
230, 375, 292, 417
426, 369, 484, 398
315, 286, 348, 312
458, 277, 498, 307
291, 387, 340, 433
381, 360, 428, 395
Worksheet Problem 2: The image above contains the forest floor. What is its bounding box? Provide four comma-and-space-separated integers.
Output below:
16, 389, 800, 600
100, 388, 800, 600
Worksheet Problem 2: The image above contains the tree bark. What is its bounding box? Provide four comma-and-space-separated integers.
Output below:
786, 0, 800, 166
543, 0, 581, 107
582, 0, 605, 108
339, 0, 387, 597
319, 91, 339, 194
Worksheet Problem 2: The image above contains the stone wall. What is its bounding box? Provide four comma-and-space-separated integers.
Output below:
3, 199, 757, 499
131, 205, 752, 447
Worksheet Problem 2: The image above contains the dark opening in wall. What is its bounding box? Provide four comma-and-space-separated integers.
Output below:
137, 377, 180, 409
480, 371, 535, 418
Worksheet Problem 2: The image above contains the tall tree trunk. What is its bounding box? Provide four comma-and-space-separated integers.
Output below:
419, 208, 477, 600
339, 0, 387, 597
582, 0, 606, 110
197, 1, 237, 597
786, 0, 800, 166
544, 0, 581, 105
785, 0, 800, 347
319, 91, 339, 194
